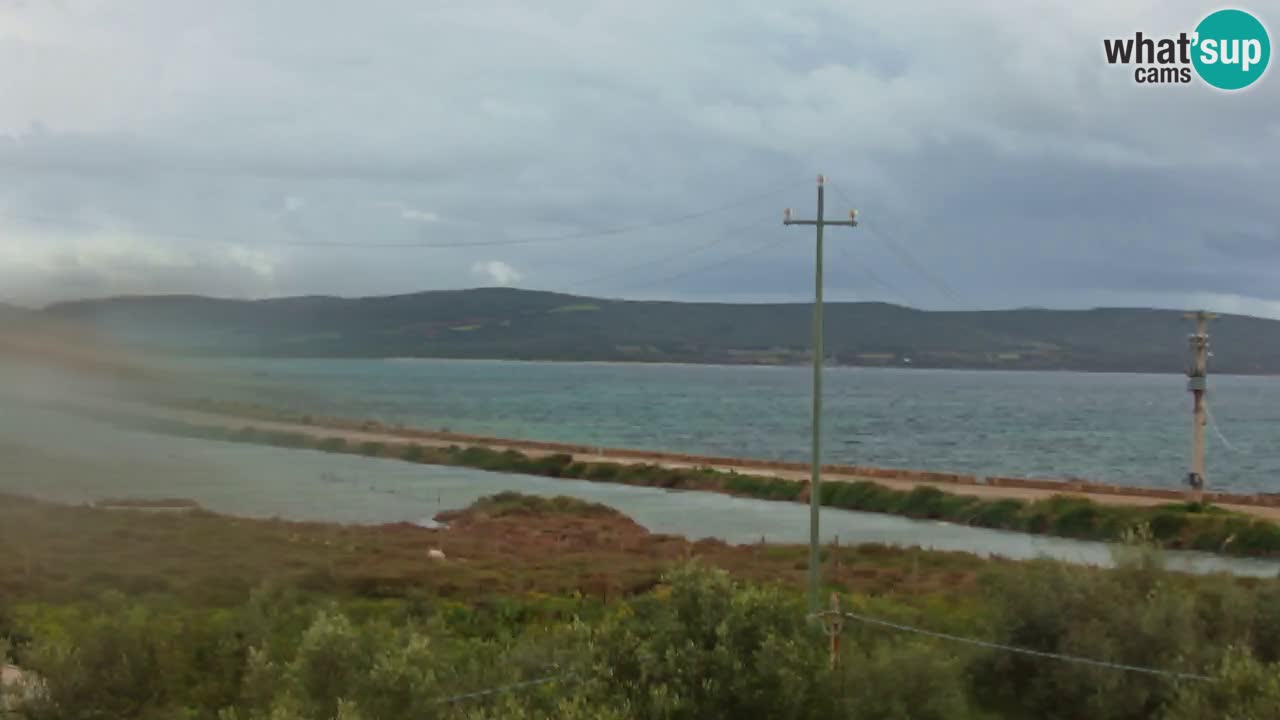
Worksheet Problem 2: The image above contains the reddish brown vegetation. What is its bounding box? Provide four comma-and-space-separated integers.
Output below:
0, 492, 985, 605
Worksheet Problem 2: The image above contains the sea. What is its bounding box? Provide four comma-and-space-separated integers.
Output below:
181, 358, 1280, 493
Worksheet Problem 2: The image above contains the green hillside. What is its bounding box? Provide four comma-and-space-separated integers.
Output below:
37, 287, 1280, 373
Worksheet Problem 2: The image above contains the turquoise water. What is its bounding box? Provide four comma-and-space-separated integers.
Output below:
187, 359, 1280, 492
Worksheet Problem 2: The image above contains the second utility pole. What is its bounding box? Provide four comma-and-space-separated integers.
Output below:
785, 174, 858, 614
1185, 310, 1216, 503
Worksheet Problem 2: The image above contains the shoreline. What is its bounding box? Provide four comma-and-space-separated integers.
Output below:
46, 396, 1280, 559
177, 353, 1280, 378
157, 398, 1280, 520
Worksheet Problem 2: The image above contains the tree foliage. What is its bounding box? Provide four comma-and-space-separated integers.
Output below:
6, 559, 1280, 719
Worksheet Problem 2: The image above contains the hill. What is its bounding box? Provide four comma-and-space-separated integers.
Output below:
37, 287, 1280, 373
0, 302, 30, 322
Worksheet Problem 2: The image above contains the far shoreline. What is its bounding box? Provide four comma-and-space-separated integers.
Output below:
179, 353, 1280, 380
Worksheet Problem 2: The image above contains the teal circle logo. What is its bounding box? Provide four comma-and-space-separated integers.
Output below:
1192, 9, 1270, 90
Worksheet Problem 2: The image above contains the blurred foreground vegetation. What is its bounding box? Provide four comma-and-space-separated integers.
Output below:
4, 495, 1280, 719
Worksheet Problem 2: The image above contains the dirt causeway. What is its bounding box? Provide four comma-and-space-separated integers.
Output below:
90, 399, 1280, 523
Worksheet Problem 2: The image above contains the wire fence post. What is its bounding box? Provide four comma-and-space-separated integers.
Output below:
828, 593, 843, 670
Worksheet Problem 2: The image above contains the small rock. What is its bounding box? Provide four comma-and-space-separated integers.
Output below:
2, 664, 42, 711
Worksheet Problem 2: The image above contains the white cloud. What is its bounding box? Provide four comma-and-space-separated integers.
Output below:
269, 194, 306, 218
376, 201, 439, 222
0, 0, 1277, 314
0, 224, 279, 304
471, 260, 521, 286
400, 208, 439, 222
226, 244, 277, 279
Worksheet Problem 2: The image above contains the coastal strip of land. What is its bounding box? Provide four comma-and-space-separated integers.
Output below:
135, 398, 1280, 520
38, 395, 1280, 558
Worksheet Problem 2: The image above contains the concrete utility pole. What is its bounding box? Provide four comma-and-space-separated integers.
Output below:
1184, 310, 1216, 503
784, 174, 858, 614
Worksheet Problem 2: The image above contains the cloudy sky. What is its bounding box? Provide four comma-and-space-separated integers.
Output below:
1, 0, 1277, 315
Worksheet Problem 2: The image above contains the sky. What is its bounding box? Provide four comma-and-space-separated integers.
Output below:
1, 0, 1278, 315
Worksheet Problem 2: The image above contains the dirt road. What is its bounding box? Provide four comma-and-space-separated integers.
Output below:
80, 399, 1280, 523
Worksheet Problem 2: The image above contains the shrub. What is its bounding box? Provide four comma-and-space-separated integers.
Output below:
899, 486, 950, 518
1165, 647, 1280, 720
591, 563, 833, 720
583, 463, 619, 482
838, 640, 981, 720
21, 596, 173, 720
967, 499, 1026, 529
1051, 502, 1101, 538
1229, 521, 1280, 556
973, 554, 1218, 720
527, 454, 575, 478
1148, 511, 1189, 542
823, 481, 901, 514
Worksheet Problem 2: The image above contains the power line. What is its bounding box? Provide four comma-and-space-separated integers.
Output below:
863, 223, 964, 305
613, 223, 787, 292
431, 673, 576, 705
563, 212, 776, 291
0, 179, 806, 252
280, 180, 808, 249
1203, 397, 1233, 448
817, 610, 1212, 682
826, 182, 964, 306
830, 240, 912, 306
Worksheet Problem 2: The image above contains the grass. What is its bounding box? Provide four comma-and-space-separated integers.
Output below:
549, 303, 601, 313
92, 415, 1280, 559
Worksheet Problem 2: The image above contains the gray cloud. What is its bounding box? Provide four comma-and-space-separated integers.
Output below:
0, 0, 1277, 317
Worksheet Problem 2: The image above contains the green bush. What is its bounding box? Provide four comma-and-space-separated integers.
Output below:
1147, 511, 1189, 541
21, 595, 177, 719
10, 556, 1280, 719
1165, 647, 1280, 720
968, 499, 1026, 529
898, 486, 950, 518
823, 481, 900, 514
583, 463, 619, 481
1229, 520, 1280, 555
971, 545, 1229, 720
1051, 501, 1101, 538
591, 563, 834, 720
526, 453, 575, 477
839, 640, 982, 720
727, 474, 802, 500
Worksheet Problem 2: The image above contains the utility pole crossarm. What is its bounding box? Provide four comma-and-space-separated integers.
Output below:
784, 219, 859, 227
782, 174, 860, 616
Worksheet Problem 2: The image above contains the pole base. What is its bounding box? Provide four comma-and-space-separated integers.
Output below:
1186, 472, 1205, 505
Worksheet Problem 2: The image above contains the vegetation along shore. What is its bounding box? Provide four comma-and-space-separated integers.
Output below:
4, 491, 1280, 719
79, 400, 1280, 559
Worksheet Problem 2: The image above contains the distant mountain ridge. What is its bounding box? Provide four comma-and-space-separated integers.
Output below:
33, 287, 1280, 374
